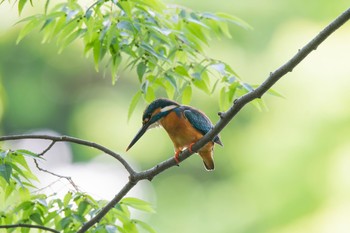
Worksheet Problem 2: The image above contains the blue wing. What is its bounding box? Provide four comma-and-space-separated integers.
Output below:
181, 106, 223, 146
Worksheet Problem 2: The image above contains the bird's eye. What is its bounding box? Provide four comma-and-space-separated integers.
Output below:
143, 117, 149, 124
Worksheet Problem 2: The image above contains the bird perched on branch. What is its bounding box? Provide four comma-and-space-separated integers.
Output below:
126, 98, 223, 170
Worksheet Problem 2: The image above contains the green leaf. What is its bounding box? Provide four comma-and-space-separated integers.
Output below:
267, 88, 285, 98
174, 65, 189, 77
44, 0, 50, 14
252, 98, 268, 112
44, 211, 58, 224
144, 86, 156, 103
16, 149, 39, 158
4, 181, 15, 200
77, 200, 89, 216
216, 12, 253, 30
114, 208, 131, 224
12, 153, 30, 172
58, 28, 86, 53
60, 217, 72, 229
140, 42, 167, 61
131, 0, 165, 12
193, 79, 210, 94
10, 162, 37, 182
13, 201, 34, 213
63, 192, 72, 207
134, 219, 157, 233
123, 221, 138, 233
162, 78, 175, 99
0, 150, 8, 159
111, 54, 122, 84
0, 163, 12, 183
182, 85, 192, 104
17, 16, 43, 44
219, 87, 229, 110
128, 91, 142, 120
30, 213, 43, 225
93, 40, 101, 71
121, 197, 155, 213
19, 187, 31, 201
18, 0, 27, 15
137, 62, 147, 82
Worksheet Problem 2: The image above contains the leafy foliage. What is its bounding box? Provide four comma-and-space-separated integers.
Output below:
0, 148, 155, 232
6, 0, 257, 114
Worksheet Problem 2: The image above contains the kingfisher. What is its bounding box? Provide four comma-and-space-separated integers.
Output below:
126, 98, 223, 170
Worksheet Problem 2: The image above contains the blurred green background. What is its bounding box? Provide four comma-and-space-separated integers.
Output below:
1, 0, 350, 232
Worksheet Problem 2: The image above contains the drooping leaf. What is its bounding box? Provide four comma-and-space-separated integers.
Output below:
17, 16, 43, 44
63, 192, 72, 207
182, 85, 192, 104
18, 0, 28, 15
0, 150, 8, 159
137, 62, 147, 82
121, 197, 155, 213
30, 213, 43, 225
216, 12, 253, 30
16, 149, 39, 158
0, 163, 12, 183
128, 91, 142, 120
134, 219, 157, 233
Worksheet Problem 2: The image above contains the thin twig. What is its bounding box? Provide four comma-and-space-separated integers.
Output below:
0, 224, 60, 233
39, 140, 56, 156
34, 159, 80, 192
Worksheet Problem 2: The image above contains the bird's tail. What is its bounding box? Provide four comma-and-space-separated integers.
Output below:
199, 149, 215, 171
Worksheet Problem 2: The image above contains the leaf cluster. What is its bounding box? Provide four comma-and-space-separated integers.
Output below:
7, 0, 259, 114
0, 148, 155, 233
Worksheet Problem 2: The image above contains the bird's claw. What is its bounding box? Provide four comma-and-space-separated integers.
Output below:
174, 151, 181, 165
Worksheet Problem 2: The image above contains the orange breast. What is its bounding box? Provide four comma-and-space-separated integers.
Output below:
160, 111, 203, 151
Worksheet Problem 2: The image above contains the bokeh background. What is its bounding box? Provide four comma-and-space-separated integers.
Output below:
1, 0, 350, 232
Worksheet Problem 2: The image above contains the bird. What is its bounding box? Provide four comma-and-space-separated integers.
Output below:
126, 98, 223, 170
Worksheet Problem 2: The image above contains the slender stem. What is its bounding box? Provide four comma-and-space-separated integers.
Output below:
0, 224, 60, 233
34, 158, 80, 191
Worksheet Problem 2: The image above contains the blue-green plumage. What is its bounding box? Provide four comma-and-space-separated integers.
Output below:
181, 106, 223, 146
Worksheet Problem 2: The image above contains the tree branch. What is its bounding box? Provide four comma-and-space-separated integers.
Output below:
0, 7, 349, 233
0, 223, 60, 233
0, 134, 136, 176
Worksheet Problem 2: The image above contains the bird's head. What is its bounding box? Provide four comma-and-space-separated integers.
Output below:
126, 98, 180, 151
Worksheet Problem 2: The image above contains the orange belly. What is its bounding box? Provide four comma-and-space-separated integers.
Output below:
160, 111, 203, 151
160, 111, 216, 170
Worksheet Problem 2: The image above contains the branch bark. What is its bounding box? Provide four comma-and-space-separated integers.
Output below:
1, 7, 349, 233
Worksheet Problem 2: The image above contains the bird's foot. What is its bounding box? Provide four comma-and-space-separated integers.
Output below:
188, 143, 195, 153
174, 151, 181, 165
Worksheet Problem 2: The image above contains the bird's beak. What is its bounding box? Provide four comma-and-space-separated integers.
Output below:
126, 122, 151, 151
